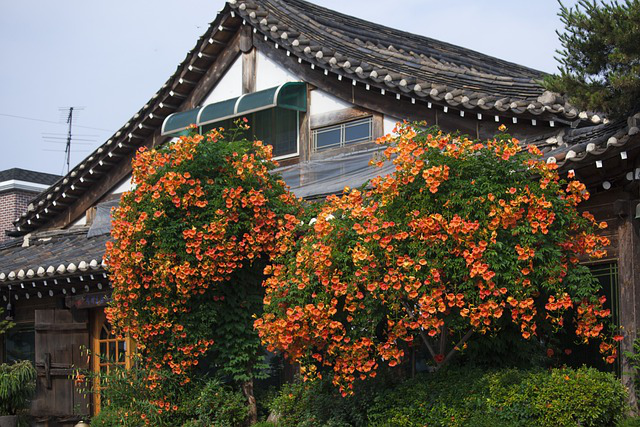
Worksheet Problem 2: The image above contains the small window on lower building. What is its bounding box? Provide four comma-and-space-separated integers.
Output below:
313, 116, 373, 151
4, 324, 35, 363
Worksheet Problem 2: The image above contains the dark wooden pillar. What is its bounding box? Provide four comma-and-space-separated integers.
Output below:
240, 25, 256, 95
618, 197, 640, 412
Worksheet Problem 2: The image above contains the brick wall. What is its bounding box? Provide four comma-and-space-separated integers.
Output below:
0, 190, 38, 244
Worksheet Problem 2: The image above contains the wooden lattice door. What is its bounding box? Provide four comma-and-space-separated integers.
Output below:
33, 309, 90, 423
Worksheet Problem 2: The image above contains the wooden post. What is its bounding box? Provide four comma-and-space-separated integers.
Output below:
240, 25, 256, 95
242, 48, 257, 94
618, 198, 640, 412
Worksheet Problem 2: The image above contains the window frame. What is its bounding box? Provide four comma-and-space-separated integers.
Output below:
91, 309, 133, 415
312, 116, 374, 152
199, 108, 301, 162
3, 322, 35, 364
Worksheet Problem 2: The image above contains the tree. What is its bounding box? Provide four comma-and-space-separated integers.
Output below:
105, 122, 301, 423
255, 123, 617, 395
544, 0, 640, 117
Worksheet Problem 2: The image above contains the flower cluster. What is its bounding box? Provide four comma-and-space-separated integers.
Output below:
256, 123, 615, 394
106, 124, 301, 411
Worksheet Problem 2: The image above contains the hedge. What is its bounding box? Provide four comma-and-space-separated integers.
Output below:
269, 366, 627, 427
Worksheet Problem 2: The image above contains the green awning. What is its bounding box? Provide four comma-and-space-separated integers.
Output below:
161, 82, 307, 136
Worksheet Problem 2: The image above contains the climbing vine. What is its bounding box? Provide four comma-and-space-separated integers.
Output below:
105, 122, 301, 420
256, 123, 617, 394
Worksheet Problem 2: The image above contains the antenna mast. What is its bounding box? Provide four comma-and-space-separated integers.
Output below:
64, 107, 74, 175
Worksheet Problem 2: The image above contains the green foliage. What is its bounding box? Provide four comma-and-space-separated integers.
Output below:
178, 379, 248, 427
624, 337, 640, 391
106, 122, 302, 422
618, 417, 640, 427
266, 367, 626, 427
0, 360, 36, 416
269, 375, 391, 427
89, 362, 247, 427
0, 308, 14, 337
544, 0, 640, 117
368, 367, 626, 427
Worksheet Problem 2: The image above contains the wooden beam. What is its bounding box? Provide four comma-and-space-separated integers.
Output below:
239, 24, 253, 53
299, 111, 310, 163
618, 196, 640, 411
242, 48, 257, 94
183, 30, 242, 110
310, 107, 372, 129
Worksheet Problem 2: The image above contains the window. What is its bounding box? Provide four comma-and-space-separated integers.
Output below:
590, 262, 619, 325
202, 107, 299, 159
4, 324, 34, 363
313, 117, 373, 151
559, 262, 619, 373
92, 310, 132, 414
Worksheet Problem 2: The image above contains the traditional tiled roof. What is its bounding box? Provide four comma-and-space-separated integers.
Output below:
0, 227, 108, 285
229, 0, 595, 122
528, 112, 640, 169
0, 168, 60, 186
12, 0, 594, 235
515, 111, 640, 192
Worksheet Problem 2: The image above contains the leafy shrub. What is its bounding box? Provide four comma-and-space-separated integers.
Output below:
257, 123, 615, 394
181, 379, 248, 427
88, 363, 247, 426
368, 367, 626, 427
269, 373, 396, 427
0, 360, 36, 416
618, 417, 640, 427
267, 366, 626, 427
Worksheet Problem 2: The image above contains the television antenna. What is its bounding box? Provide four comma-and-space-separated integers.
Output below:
41, 107, 93, 175
63, 107, 80, 174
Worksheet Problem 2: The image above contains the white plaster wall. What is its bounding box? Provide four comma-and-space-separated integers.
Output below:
309, 89, 352, 116
71, 215, 87, 226
110, 175, 133, 194
202, 55, 243, 105
256, 50, 300, 91
383, 115, 401, 136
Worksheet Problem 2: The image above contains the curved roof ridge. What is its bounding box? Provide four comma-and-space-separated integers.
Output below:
269, 0, 545, 79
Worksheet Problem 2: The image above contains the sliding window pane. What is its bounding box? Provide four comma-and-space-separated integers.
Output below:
315, 127, 341, 149
273, 108, 298, 157
345, 120, 371, 144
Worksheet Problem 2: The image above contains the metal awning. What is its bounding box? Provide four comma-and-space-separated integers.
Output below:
161, 82, 307, 136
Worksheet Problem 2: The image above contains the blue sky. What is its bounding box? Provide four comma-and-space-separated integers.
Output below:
0, 0, 577, 176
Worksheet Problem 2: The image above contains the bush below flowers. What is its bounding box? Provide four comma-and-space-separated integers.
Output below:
267, 366, 627, 427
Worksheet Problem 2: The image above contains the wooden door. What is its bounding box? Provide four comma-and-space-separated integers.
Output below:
32, 309, 90, 423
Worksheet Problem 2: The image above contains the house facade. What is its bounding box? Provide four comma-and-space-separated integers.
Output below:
1, 0, 639, 423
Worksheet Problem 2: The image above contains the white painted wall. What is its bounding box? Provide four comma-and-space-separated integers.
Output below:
201, 55, 243, 105
256, 50, 299, 91
383, 115, 401, 136
110, 175, 133, 194
309, 89, 352, 117
71, 215, 87, 227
